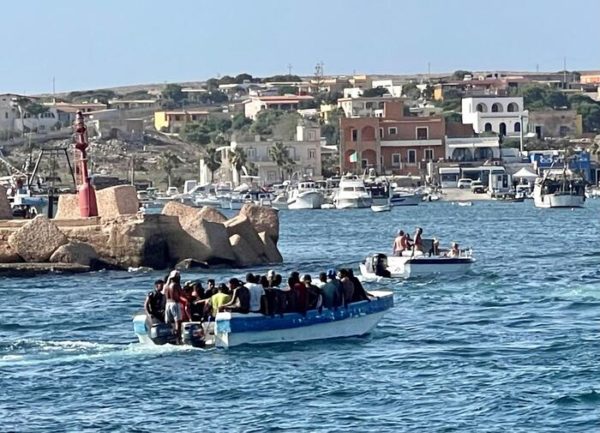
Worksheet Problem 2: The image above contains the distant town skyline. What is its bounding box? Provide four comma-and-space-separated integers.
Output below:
1, 0, 599, 94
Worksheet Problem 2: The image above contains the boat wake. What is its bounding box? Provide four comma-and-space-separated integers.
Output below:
0, 339, 212, 367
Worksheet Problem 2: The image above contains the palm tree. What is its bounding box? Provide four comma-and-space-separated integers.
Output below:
203, 146, 222, 182
158, 151, 180, 188
268, 141, 294, 182
228, 147, 247, 185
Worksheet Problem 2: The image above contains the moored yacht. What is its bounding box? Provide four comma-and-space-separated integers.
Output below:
333, 176, 372, 209
287, 181, 323, 210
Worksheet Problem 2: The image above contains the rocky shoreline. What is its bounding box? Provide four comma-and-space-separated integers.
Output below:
0, 185, 283, 275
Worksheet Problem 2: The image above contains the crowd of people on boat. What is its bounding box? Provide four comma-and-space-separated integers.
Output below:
144, 268, 375, 341
392, 227, 460, 258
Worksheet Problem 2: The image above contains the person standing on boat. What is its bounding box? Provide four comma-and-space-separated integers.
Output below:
410, 227, 423, 255
321, 269, 344, 309
207, 284, 231, 319
164, 270, 183, 343
245, 273, 266, 314
392, 230, 407, 256
448, 242, 460, 258
144, 279, 165, 323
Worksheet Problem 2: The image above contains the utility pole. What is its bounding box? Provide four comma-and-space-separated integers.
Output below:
427, 62, 431, 81
563, 56, 567, 89
519, 114, 524, 155
287, 63, 293, 76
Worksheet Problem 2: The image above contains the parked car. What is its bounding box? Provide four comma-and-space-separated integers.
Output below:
457, 178, 473, 189
470, 180, 485, 193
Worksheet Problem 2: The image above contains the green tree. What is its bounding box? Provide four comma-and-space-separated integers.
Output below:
577, 103, 600, 132
268, 141, 295, 181
234, 73, 254, 83
263, 74, 302, 83
278, 85, 298, 95
443, 111, 462, 124
181, 122, 211, 145
205, 78, 219, 90
402, 83, 420, 99
162, 84, 185, 105
231, 113, 252, 130
158, 151, 180, 188
452, 70, 472, 80
25, 103, 49, 116
362, 86, 389, 97
203, 146, 222, 182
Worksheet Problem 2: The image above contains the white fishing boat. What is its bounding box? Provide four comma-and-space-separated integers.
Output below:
132, 291, 393, 348
533, 167, 586, 208
333, 176, 372, 209
287, 181, 322, 210
271, 193, 289, 210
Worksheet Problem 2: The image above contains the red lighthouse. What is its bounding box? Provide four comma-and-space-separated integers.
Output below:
74, 111, 98, 217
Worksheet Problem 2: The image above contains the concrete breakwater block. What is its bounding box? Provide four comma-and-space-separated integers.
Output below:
229, 234, 261, 267
0, 185, 13, 220
54, 194, 80, 219
259, 231, 283, 263
162, 201, 235, 263
8, 215, 68, 262
240, 203, 279, 244
96, 185, 139, 218
224, 214, 267, 260
0, 241, 22, 263
49, 240, 99, 266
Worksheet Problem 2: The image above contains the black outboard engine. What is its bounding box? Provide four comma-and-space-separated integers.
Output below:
375, 253, 391, 278
182, 322, 206, 348
150, 322, 178, 345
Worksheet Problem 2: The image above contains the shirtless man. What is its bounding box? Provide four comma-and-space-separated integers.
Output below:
392, 230, 407, 256
164, 270, 183, 343
411, 227, 423, 255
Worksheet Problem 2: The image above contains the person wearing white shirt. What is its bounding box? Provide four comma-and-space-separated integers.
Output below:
245, 273, 266, 313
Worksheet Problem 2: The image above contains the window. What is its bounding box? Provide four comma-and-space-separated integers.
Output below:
476, 103, 488, 113
351, 129, 358, 141
392, 153, 401, 167
491, 103, 503, 112
308, 148, 316, 159
308, 130, 316, 141
424, 148, 434, 161
379, 127, 384, 138
246, 147, 257, 159
388, 127, 397, 135
416, 127, 428, 140
4, 112, 8, 119
507, 102, 519, 112
407, 149, 417, 164
484, 122, 492, 132
514, 122, 521, 133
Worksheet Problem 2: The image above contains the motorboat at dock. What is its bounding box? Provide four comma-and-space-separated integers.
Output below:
333, 176, 372, 209
133, 291, 393, 348
287, 181, 323, 210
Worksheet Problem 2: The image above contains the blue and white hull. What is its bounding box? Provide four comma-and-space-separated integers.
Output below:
133, 291, 393, 348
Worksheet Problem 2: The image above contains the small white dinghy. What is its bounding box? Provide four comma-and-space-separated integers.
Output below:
371, 203, 391, 213
457, 201, 473, 207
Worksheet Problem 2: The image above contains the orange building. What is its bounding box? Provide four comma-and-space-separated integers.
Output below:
340, 100, 445, 175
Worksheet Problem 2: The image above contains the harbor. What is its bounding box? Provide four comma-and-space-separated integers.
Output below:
2, 200, 600, 431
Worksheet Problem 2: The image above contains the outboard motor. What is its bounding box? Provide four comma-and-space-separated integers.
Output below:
150, 322, 178, 345
182, 322, 206, 347
375, 254, 391, 278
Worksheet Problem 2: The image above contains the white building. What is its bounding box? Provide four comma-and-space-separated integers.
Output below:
0, 94, 59, 133
226, 124, 322, 183
371, 79, 404, 97
343, 88, 363, 99
0, 94, 20, 132
337, 96, 403, 118
242, 94, 314, 120
462, 96, 528, 136
445, 136, 501, 161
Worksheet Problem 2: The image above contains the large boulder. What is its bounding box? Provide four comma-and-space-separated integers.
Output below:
54, 194, 80, 219
50, 240, 99, 266
223, 214, 266, 259
240, 204, 280, 244
8, 215, 68, 262
162, 201, 234, 263
229, 234, 261, 267
259, 231, 283, 263
0, 241, 22, 263
0, 185, 12, 220
96, 185, 139, 218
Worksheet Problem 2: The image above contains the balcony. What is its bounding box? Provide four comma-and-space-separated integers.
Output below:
380, 139, 442, 148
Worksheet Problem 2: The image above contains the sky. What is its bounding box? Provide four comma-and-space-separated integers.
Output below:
1, 0, 599, 94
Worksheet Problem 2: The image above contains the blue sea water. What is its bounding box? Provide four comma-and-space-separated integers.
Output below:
1, 200, 600, 432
